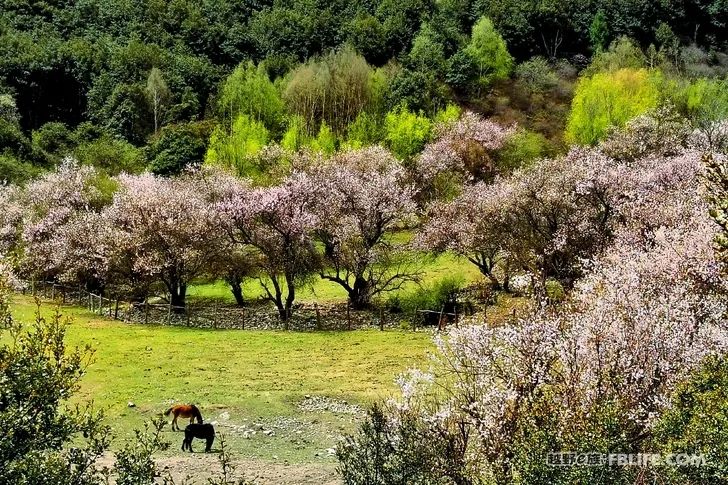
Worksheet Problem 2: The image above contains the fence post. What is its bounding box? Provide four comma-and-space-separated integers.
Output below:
314, 303, 322, 331
413, 307, 418, 332
379, 308, 385, 331
51, 283, 55, 301
346, 302, 351, 331
168, 302, 172, 322
144, 300, 149, 325
438, 305, 445, 331
31, 280, 35, 296
114, 298, 120, 320
241, 307, 245, 330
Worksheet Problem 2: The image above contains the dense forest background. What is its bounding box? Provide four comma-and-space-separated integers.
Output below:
1, 0, 727, 181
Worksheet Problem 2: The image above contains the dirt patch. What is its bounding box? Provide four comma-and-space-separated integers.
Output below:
158, 454, 340, 484
99, 452, 340, 484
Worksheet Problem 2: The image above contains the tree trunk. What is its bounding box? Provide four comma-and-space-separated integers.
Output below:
169, 282, 187, 313
227, 278, 245, 307
282, 274, 296, 329
348, 275, 371, 310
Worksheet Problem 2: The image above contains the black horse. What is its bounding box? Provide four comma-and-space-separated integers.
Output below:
181, 423, 215, 452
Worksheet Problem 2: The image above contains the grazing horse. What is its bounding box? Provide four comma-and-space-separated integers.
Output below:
181, 423, 215, 452
165, 404, 203, 431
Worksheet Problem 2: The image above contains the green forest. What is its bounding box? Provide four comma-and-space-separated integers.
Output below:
2, 0, 728, 182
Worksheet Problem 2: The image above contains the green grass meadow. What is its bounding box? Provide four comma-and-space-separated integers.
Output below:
188, 251, 486, 304
9, 296, 434, 462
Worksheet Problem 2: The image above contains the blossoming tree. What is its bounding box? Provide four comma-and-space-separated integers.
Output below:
308, 146, 419, 308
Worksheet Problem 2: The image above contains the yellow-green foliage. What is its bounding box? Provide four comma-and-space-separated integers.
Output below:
205, 115, 269, 176
344, 111, 384, 149
566, 68, 660, 145
281, 114, 309, 151
465, 17, 513, 86
218, 61, 284, 133
384, 105, 432, 160
683, 78, 728, 120
433, 103, 462, 125
309, 121, 337, 154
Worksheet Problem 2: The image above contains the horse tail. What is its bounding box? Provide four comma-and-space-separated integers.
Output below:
165, 407, 174, 416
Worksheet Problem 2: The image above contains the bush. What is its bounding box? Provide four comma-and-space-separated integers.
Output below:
0, 153, 41, 183
205, 115, 269, 177
146, 121, 213, 175
74, 135, 145, 175
345, 111, 385, 148
337, 403, 472, 485
584, 37, 646, 75
599, 105, 690, 162
281, 114, 309, 152
652, 356, 728, 484
566, 68, 660, 145
32, 122, 74, 164
387, 276, 464, 315
308, 121, 337, 154
497, 129, 549, 170
515, 57, 558, 94
384, 105, 432, 161
0, 275, 110, 484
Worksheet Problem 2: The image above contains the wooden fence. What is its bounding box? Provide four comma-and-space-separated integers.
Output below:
21, 279, 491, 331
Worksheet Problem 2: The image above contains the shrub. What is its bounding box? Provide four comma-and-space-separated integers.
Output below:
0, 153, 41, 183
205, 115, 269, 177
566, 68, 660, 145
515, 57, 558, 94
337, 403, 472, 485
652, 356, 728, 484
0, 272, 110, 484
345, 111, 385, 148
308, 121, 337, 154
387, 276, 464, 315
584, 37, 646, 75
496, 129, 548, 170
32, 122, 74, 164
281, 114, 309, 152
599, 105, 690, 162
74, 135, 144, 175
146, 121, 213, 175
384, 105, 432, 161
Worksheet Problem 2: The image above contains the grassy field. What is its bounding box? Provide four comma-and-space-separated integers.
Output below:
10, 295, 434, 464
188, 251, 486, 304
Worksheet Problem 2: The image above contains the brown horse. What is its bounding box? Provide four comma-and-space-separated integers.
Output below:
165, 404, 203, 431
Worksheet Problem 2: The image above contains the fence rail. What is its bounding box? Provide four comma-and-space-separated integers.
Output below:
20, 280, 493, 332
20, 280, 409, 331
